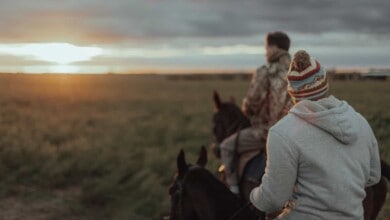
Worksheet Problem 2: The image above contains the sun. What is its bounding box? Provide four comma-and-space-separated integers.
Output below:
22, 43, 103, 64
0, 42, 103, 65
49, 65, 80, 74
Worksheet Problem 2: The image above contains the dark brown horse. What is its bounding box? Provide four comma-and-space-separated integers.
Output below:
363, 161, 389, 220
212, 90, 389, 220
167, 147, 263, 220
212, 91, 265, 202
212, 91, 251, 146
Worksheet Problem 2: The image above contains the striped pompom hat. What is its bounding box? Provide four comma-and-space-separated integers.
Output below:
287, 50, 329, 102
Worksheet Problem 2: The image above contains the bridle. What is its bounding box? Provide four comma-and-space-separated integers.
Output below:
170, 165, 199, 220
172, 181, 184, 219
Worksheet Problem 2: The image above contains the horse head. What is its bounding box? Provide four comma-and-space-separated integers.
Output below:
168, 147, 208, 220
168, 147, 257, 220
212, 91, 250, 144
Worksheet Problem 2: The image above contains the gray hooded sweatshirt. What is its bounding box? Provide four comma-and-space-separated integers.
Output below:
250, 96, 381, 220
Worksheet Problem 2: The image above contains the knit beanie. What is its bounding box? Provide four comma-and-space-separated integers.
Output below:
287, 50, 329, 102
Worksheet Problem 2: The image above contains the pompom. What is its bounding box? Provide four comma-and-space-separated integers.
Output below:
291, 50, 311, 72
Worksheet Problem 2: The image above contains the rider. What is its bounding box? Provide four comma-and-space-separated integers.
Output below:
220, 31, 293, 195
250, 50, 381, 219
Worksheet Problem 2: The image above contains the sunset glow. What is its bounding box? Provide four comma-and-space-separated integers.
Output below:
0, 0, 389, 73
0, 43, 102, 65
49, 65, 80, 73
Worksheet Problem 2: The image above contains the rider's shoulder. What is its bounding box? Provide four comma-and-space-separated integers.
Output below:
255, 63, 280, 78
270, 112, 300, 135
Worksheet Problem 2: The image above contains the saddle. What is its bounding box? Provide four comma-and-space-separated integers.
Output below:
237, 151, 266, 183
218, 150, 266, 185
241, 152, 266, 183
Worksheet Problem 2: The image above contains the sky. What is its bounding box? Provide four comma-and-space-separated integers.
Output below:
0, 0, 389, 73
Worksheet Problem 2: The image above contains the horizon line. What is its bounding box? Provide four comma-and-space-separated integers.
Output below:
1, 66, 390, 76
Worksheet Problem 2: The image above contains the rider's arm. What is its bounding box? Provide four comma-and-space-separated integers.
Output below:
249, 129, 298, 213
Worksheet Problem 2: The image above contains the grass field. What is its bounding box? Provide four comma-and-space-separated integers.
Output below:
0, 73, 388, 220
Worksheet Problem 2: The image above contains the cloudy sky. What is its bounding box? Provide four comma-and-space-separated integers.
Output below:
0, 0, 389, 73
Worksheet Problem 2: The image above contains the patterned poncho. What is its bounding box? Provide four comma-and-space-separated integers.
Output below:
242, 49, 293, 141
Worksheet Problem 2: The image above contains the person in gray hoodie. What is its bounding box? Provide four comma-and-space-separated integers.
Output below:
250, 50, 381, 219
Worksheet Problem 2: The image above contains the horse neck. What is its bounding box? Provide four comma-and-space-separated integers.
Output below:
238, 114, 250, 129
226, 105, 251, 134
184, 168, 242, 219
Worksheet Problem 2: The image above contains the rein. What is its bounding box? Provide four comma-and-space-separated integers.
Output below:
225, 119, 242, 137
227, 201, 265, 220
226, 201, 253, 220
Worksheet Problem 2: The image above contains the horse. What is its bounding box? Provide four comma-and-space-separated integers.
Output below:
363, 160, 389, 220
212, 90, 390, 220
212, 91, 266, 202
212, 91, 251, 146
167, 147, 263, 220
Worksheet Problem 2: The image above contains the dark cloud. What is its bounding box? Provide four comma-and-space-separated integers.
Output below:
0, 0, 389, 44
0, 0, 389, 69
109, 0, 390, 39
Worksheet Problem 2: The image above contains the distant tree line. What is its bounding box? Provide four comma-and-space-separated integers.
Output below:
327, 69, 388, 81
164, 69, 389, 81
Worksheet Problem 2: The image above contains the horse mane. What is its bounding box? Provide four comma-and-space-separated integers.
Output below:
223, 102, 251, 129
213, 91, 249, 126
215, 102, 251, 142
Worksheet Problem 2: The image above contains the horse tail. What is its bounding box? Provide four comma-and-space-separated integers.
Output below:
381, 160, 390, 181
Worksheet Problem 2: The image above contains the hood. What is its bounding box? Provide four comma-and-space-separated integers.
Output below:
289, 96, 358, 144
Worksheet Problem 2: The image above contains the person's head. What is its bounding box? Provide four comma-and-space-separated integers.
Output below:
265, 31, 290, 58
287, 50, 329, 104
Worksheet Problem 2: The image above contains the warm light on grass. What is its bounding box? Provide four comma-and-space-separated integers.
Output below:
0, 75, 388, 219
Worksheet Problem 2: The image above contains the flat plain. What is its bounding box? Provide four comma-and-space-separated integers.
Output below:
0, 74, 388, 220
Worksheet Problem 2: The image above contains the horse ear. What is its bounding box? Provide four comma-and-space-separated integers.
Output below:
196, 146, 207, 167
177, 149, 187, 176
230, 96, 236, 104
213, 90, 222, 110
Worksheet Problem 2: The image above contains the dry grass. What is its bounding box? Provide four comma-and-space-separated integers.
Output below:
0, 74, 388, 220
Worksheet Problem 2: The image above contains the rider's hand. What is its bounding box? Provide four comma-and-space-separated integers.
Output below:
229, 185, 240, 195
